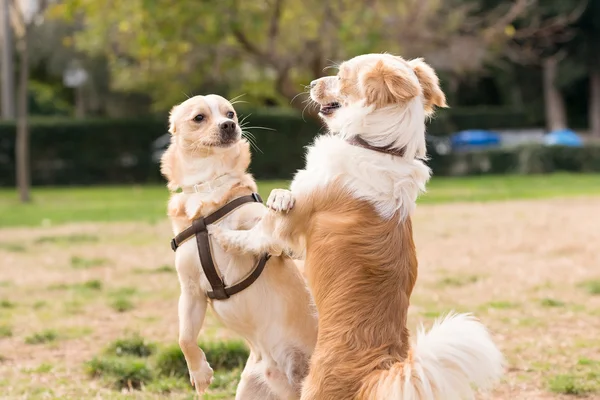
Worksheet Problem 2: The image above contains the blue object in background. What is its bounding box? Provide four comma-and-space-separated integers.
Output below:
544, 129, 583, 147
450, 130, 501, 151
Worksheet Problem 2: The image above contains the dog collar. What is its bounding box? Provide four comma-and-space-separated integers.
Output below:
181, 175, 230, 194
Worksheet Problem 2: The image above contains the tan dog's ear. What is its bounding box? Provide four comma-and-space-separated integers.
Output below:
360, 60, 420, 108
168, 105, 178, 134
408, 58, 447, 115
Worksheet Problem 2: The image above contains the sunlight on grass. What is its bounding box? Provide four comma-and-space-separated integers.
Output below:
0, 174, 598, 227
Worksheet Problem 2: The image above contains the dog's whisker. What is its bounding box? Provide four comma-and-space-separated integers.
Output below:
290, 91, 309, 105
229, 93, 246, 103
239, 113, 252, 125
240, 126, 276, 132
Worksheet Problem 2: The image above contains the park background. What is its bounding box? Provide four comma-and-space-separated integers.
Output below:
0, 0, 599, 399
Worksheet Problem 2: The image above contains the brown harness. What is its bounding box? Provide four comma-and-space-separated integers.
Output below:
170, 193, 270, 300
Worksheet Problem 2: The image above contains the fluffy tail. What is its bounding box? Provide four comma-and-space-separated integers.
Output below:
360, 313, 504, 400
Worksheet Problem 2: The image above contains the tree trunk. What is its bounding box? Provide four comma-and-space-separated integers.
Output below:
16, 27, 30, 202
1, 0, 15, 119
75, 85, 85, 118
542, 57, 567, 132
589, 65, 600, 138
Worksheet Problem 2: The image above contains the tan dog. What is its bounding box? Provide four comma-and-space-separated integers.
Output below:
211, 54, 503, 399
161, 94, 317, 399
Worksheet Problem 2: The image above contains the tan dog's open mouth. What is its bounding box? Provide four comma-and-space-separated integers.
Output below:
319, 102, 341, 115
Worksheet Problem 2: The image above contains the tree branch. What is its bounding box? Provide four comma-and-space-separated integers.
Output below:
267, 0, 284, 55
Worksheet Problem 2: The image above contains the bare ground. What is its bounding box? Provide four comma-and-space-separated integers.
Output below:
0, 197, 599, 399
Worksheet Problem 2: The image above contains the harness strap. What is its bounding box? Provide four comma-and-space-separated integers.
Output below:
170, 193, 269, 300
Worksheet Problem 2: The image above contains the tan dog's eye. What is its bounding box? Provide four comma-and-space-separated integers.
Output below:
193, 114, 205, 122
226, 111, 235, 119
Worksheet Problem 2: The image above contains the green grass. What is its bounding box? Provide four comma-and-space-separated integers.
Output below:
578, 279, 600, 295
25, 329, 59, 345
0, 174, 598, 227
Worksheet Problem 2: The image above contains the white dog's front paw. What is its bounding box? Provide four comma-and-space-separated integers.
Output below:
208, 225, 244, 254
189, 363, 213, 394
267, 189, 295, 212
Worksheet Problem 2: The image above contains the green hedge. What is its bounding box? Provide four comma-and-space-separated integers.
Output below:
0, 111, 321, 185
428, 144, 600, 176
0, 107, 593, 186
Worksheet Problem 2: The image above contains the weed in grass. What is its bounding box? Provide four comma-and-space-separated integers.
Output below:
35, 234, 99, 245
484, 301, 520, 310
71, 256, 107, 269
64, 300, 84, 315
209, 368, 242, 393
110, 287, 137, 297
0, 242, 26, 252
155, 341, 249, 378
578, 279, 600, 295
64, 326, 93, 339
0, 325, 12, 337
106, 335, 156, 358
48, 283, 69, 290
438, 275, 480, 287
25, 330, 58, 345
81, 279, 103, 291
549, 373, 598, 395
111, 297, 134, 313
0, 300, 15, 309
540, 298, 565, 307
86, 356, 153, 390
29, 363, 53, 374
32, 301, 47, 309
145, 376, 189, 394
133, 265, 174, 274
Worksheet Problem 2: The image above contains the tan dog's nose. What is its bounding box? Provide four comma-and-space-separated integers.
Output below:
219, 121, 236, 136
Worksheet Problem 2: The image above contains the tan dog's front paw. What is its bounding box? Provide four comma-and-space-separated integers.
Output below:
267, 189, 295, 212
189, 364, 213, 394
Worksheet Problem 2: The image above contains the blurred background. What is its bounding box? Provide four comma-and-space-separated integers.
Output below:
0, 1, 599, 399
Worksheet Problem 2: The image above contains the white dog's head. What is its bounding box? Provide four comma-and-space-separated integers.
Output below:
310, 53, 447, 159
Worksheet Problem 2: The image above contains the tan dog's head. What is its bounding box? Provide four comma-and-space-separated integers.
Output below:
310, 53, 447, 159
161, 95, 251, 191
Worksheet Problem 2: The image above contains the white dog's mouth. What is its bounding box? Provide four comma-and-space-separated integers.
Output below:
319, 102, 341, 115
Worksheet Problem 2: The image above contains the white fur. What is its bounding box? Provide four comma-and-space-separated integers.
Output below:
291, 134, 430, 220
372, 313, 505, 400
328, 98, 427, 160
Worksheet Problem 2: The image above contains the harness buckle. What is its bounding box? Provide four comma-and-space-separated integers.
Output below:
170, 238, 178, 252
208, 286, 230, 300
252, 192, 263, 203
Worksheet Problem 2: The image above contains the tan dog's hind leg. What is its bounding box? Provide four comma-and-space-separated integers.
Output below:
178, 290, 213, 395
236, 355, 279, 400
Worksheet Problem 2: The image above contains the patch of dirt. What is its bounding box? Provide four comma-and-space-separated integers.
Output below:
1, 197, 599, 399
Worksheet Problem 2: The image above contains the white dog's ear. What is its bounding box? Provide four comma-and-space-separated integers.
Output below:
168, 105, 178, 134
408, 58, 447, 115
360, 60, 420, 108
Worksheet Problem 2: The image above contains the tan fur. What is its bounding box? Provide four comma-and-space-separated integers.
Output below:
209, 54, 448, 399
214, 182, 417, 400
162, 94, 317, 399
361, 60, 421, 107
408, 58, 448, 115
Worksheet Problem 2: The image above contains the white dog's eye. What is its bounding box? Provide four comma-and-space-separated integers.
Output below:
226, 111, 235, 119
193, 114, 204, 122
